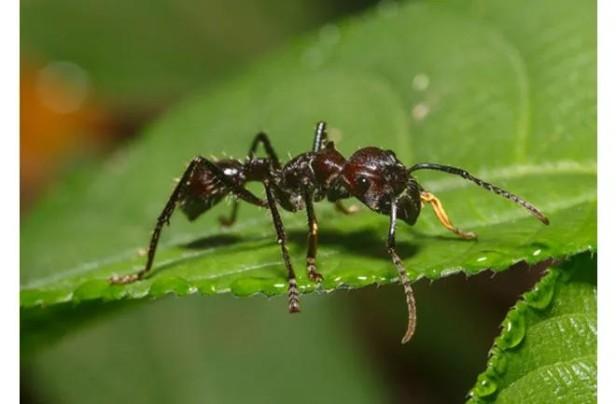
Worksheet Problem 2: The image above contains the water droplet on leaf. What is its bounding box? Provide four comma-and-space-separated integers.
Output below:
500, 307, 526, 349
487, 349, 508, 375
526, 271, 558, 310
472, 372, 498, 398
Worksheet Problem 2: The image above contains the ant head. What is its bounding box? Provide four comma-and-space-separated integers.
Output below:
341, 147, 409, 212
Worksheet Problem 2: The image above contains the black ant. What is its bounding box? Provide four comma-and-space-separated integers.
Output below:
110, 121, 549, 343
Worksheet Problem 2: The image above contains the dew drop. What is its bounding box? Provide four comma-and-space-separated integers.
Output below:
487, 349, 508, 375
472, 372, 498, 398
500, 307, 527, 349
230, 277, 263, 296
525, 271, 558, 310
440, 267, 461, 277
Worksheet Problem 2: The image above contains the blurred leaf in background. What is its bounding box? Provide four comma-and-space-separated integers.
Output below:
21, 0, 374, 106
20, 0, 374, 208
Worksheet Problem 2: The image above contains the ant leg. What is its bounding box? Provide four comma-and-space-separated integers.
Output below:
386, 200, 417, 344
304, 191, 323, 282
218, 200, 239, 227
312, 121, 327, 152
219, 132, 281, 227
264, 182, 300, 313
420, 191, 477, 240
334, 200, 360, 215
110, 156, 266, 285
248, 132, 281, 168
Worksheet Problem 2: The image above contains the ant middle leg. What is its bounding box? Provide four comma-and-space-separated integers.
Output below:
110, 156, 266, 285
304, 191, 323, 282
264, 182, 301, 312
219, 132, 281, 227
420, 191, 477, 240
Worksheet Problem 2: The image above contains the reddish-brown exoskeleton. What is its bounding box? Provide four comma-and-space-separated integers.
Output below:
111, 121, 549, 343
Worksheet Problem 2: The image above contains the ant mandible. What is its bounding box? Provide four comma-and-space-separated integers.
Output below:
110, 121, 549, 343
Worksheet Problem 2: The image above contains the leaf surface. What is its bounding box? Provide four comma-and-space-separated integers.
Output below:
468, 253, 597, 403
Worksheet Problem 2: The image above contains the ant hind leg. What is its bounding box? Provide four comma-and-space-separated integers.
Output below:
110, 156, 266, 285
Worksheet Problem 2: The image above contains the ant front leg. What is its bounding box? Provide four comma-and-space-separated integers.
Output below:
420, 191, 477, 240
264, 182, 301, 313
304, 191, 323, 282
219, 132, 281, 227
111, 156, 266, 285
387, 199, 417, 344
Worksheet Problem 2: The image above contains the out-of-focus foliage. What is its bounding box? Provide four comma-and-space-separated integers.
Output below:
21, 0, 363, 107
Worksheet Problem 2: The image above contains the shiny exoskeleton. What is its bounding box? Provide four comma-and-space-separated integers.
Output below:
110, 121, 549, 343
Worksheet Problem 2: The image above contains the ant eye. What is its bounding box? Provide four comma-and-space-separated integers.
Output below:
356, 175, 370, 192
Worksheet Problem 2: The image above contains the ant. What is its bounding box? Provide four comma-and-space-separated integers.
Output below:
110, 121, 549, 343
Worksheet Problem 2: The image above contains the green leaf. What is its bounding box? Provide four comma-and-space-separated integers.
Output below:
21, 0, 596, 323
468, 253, 597, 403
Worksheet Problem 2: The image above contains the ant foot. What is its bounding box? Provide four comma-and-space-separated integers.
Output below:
218, 216, 235, 228
288, 279, 301, 313
109, 272, 141, 285
308, 268, 323, 283
307, 259, 323, 282
458, 230, 477, 240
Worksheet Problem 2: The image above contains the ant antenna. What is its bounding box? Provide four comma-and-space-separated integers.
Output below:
409, 163, 549, 225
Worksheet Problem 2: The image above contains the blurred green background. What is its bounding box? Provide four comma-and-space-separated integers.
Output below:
20, 0, 581, 403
